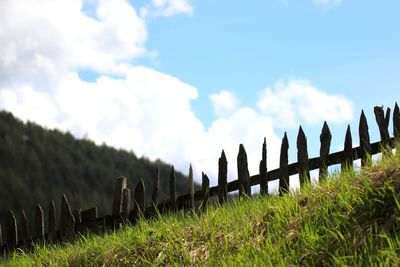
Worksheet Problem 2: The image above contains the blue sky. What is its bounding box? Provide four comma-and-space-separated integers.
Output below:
0, 0, 399, 191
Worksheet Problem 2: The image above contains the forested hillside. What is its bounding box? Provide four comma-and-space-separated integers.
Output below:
0, 111, 193, 227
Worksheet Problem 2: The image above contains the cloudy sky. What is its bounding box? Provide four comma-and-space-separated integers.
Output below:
1, 0, 399, 192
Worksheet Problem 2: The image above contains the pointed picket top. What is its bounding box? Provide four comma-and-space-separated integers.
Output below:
279, 132, 289, 195
394, 102, 400, 140
237, 144, 251, 198
61, 193, 75, 239
319, 121, 332, 181
188, 164, 195, 210
19, 210, 29, 244
218, 150, 228, 204
342, 125, 353, 170
112, 176, 128, 217
48, 200, 56, 243
169, 166, 177, 211
297, 126, 310, 187
134, 179, 145, 219
7, 210, 18, 249
374, 106, 391, 145
359, 110, 371, 166
259, 137, 268, 195
152, 165, 160, 207
35, 205, 45, 243
201, 172, 210, 212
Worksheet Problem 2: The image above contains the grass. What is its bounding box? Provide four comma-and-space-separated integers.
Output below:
1, 147, 400, 266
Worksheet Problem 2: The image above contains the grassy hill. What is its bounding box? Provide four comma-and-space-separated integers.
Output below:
0, 111, 196, 230
2, 146, 399, 266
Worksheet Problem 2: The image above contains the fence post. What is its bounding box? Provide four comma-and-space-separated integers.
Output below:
112, 176, 127, 217
201, 172, 210, 212
297, 126, 310, 187
19, 210, 29, 247
342, 125, 353, 170
132, 179, 145, 223
237, 144, 251, 198
319, 122, 332, 182
359, 110, 371, 166
279, 133, 289, 195
48, 200, 56, 243
152, 165, 160, 208
394, 102, 400, 141
374, 106, 391, 146
169, 166, 177, 211
7, 210, 18, 250
218, 150, 228, 204
259, 138, 268, 195
60, 194, 75, 240
35, 205, 45, 244
188, 164, 195, 210
122, 188, 131, 224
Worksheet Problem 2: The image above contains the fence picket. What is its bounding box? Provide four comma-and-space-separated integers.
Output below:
60, 194, 75, 239
359, 110, 371, 166
72, 209, 82, 225
7, 210, 17, 250
0, 224, 2, 247
152, 165, 160, 208
237, 144, 251, 198
169, 166, 177, 211
394, 102, 400, 140
19, 210, 29, 247
218, 150, 228, 204
342, 125, 353, 170
112, 176, 127, 217
48, 201, 56, 243
35, 205, 44, 243
319, 122, 332, 181
259, 138, 268, 195
279, 133, 289, 195
374, 106, 391, 145
122, 188, 131, 224
297, 126, 310, 187
132, 179, 145, 222
201, 172, 210, 211
188, 164, 195, 210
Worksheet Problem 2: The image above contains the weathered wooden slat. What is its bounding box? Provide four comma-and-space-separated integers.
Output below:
297, 126, 310, 187
19, 210, 29, 245
394, 102, 400, 140
237, 144, 251, 198
259, 138, 268, 195
169, 166, 177, 211
218, 150, 228, 204
0, 224, 2, 247
72, 209, 82, 224
201, 172, 210, 211
48, 200, 56, 243
319, 121, 332, 181
122, 188, 131, 224
188, 164, 195, 210
152, 165, 160, 208
374, 106, 391, 145
112, 176, 127, 217
359, 110, 371, 166
7, 210, 18, 250
279, 133, 289, 195
342, 125, 353, 170
35, 205, 45, 243
133, 179, 145, 221
60, 194, 75, 239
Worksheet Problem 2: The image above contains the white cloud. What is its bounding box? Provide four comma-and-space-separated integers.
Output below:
257, 79, 354, 128
313, 0, 342, 8
209, 90, 239, 118
140, 0, 193, 18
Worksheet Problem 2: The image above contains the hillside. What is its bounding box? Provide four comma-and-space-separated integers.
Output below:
0, 111, 195, 228
2, 146, 399, 266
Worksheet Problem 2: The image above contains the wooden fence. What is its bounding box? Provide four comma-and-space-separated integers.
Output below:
1, 103, 399, 255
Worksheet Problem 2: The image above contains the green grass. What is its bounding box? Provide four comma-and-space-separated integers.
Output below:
2, 147, 400, 266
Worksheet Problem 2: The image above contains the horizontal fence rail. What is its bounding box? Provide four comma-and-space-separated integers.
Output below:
1, 103, 399, 255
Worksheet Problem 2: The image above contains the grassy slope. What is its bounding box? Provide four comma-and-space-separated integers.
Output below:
2, 148, 400, 266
